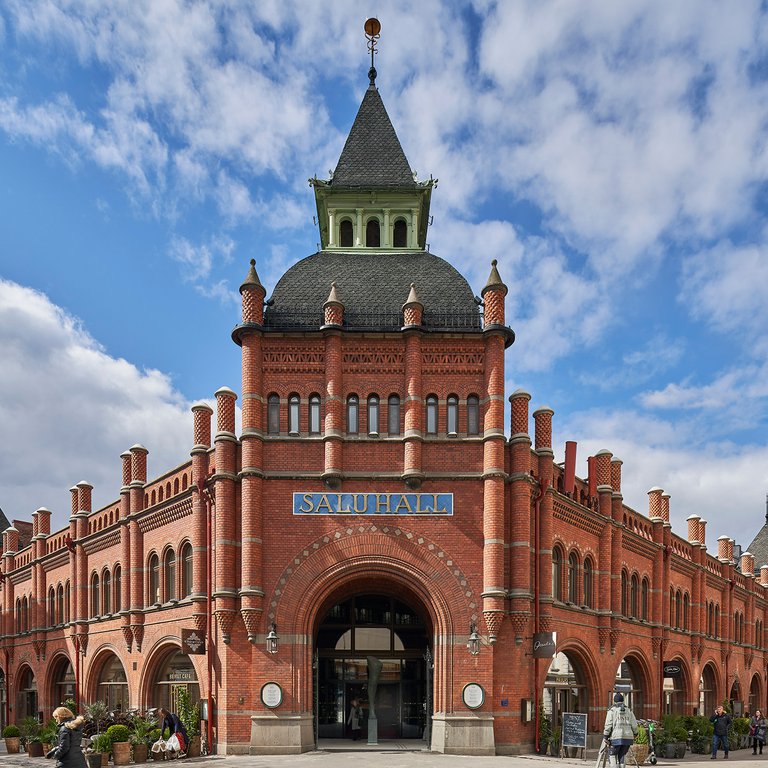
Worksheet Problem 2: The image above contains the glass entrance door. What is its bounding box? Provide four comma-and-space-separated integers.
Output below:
315, 595, 430, 740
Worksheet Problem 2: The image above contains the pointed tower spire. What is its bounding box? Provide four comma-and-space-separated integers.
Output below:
402, 282, 424, 328
239, 258, 266, 325
323, 282, 344, 328
482, 260, 509, 329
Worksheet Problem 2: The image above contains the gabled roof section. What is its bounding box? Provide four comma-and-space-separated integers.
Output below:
331, 86, 417, 189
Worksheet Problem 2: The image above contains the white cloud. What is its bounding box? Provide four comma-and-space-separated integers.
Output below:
0, 279, 194, 533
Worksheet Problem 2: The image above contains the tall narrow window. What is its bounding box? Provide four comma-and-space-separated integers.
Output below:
65, 581, 71, 623
675, 590, 681, 629
621, 572, 628, 615
446, 395, 458, 435
57, 584, 64, 625
583, 559, 593, 608
340, 219, 353, 247
288, 394, 300, 435
426, 395, 438, 435
567, 552, 578, 603
48, 587, 56, 627
181, 542, 193, 598
15, 599, 21, 634
630, 574, 639, 618
641, 578, 649, 620
347, 395, 359, 434
683, 593, 690, 631
467, 395, 480, 435
368, 395, 379, 435
267, 394, 280, 435
388, 395, 401, 435
103, 570, 111, 614
707, 602, 714, 637
91, 574, 100, 618
309, 394, 321, 434
366, 218, 380, 247
164, 549, 177, 602
393, 218, 408, 247
114, 566, 121, 613
149, 554, 160, 605
714, 605, 720, 638
552, 547, 563, 602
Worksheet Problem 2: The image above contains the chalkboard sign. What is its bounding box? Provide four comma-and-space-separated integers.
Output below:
561, 712, 588, 748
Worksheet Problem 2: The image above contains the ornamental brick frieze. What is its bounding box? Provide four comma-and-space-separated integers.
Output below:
421, 350, 484, 374
137, 497, 194, 533
262, 346, 325, 372
342, 349, 404, 373
83, 530, 120, 555
33, 638, 46, 661
538, 616, 552, 633
509, 612, 530, 642
720, 647, 731, 665
483, 610, 504, 641
621, 534, 658, 559
552, 501, 604, 536
267, 524, 477, 625
690, 637, 703, 661
131, 624, 144, 652
193, 613, 207, 634
670, 559, 697, 578
609, 629, 620, 655
8, 567, 32, 586
241, 608, 261, 643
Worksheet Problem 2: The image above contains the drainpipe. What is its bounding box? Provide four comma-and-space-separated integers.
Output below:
533, 476, 546, 753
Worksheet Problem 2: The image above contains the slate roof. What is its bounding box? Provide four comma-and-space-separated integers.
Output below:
0, 506, 9, 532
331, 86, 417, 189
264, 251, 481, 331
746, 514, 768, 569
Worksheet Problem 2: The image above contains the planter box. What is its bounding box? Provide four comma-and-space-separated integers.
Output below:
113, 741, 131, 765
630, 743, 649, 763
28, 742, 44, 757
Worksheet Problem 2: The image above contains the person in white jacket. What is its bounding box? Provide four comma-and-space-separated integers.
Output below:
603, 693, 639, 767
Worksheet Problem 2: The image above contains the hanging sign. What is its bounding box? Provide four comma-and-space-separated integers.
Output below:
663, 661, 682, 677
293, 492, 453, 516
181, 629, 206, 655
532, 631, 557, 658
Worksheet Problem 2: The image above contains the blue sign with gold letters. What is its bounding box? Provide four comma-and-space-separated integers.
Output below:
293, 492, 453, 516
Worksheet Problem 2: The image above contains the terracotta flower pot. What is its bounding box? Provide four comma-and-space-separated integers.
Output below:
28, 741, 44, 757
86, 754, 102, 768
113, 741, 132, 765
187, 735, 201, 757
133, 743, 149, 763
4, 736, 21, 754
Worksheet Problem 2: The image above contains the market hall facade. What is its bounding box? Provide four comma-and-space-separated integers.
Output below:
0, 53, 766, 758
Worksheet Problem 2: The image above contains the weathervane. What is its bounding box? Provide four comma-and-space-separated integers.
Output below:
365, 17, 381, 85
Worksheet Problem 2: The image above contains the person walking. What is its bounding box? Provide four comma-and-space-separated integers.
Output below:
751, 709, 767, 755
45, 706, 86, 768
710, 704, 732, 759
347, 698, 363, 741
602, 693, 638, 768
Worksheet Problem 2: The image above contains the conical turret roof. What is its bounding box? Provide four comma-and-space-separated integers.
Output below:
331, 87, 416, 189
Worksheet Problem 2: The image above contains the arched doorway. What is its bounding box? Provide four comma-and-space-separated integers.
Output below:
0, 668, 6, 730
315, 593, 431, 741
149, 649, 200, 717
92, 653, 129, 713
730, 678, 742, 716
17, 665, 37, 719
615, 656, 647, 717
542, 651, 589, 735
750, 674, 761, 716
49, 656, 76, 710
663, 657, 688, 715
700, 663, 719, 715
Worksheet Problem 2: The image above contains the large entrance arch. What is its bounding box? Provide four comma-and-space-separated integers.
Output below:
47, 655, 75, 711
750, 674, 762, 716
700, 662, 719, 715
16, 665, 37, 719
315, 593, 431, 741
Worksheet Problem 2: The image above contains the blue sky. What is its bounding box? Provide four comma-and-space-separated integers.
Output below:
1, 1, 767, 549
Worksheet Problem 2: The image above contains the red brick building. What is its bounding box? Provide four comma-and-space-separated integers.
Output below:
1, 61, 766, 757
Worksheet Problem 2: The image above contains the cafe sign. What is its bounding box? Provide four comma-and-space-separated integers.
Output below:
293, 492, 453, 516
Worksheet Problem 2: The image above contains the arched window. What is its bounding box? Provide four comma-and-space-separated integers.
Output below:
103, 570, 111, 615
347, 395, 359, 434
309, 394, 321, 434
630, 574, 639, 618
426, 395, 438, 435
65, 581, 71, 624
567, 552, 578, 603
181, 542, 193, 598
393, 218, 408, 247
339, 219, 353, 247
148, 553, 160, 605
288, 394, 300, 435
583, 558, 593, 608
683, 593, 689, 630
675, 590, 682, 629
267, 393, 280, 435
446, 395, 458, 435
621, 571, 628, 615
48, 587, 56, 627
714, 605, 720, 638
707, 602, 714, 637
552, 547, 563, 602
114, 566, 121, 613
388, 395, 400, 435
467, 395, 480, 435
15, 598, 21, 634
641, 577, 649, 620
366, 218, 380, 247
57, 584, 64, 625
90, 573, 100, 618
164, 548, 176, 602
367, 394, 380, 435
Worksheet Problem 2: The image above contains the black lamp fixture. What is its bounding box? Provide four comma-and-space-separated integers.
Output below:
467, 622, 480, 656
266, 623, 279, 655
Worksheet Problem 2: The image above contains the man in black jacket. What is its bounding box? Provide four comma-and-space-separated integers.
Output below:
710, 705, 732, 759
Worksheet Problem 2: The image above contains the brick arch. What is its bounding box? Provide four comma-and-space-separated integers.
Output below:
83, 643, 129, 704
43, 650, 73, 711
667, 653, 693, 712
139, 636, 205, 710
549, 638, 601, 731
617, 647, 655, 720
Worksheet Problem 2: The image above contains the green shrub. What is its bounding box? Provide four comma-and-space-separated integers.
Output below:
18, 716, 42, 745
91, 732, 113, 754
40, 718, 59, 744
106, 724, 130, 743
635, 725, 648, 744
129, 713, 157, 746
2, 724, 20, 738
176, 687, 201, 739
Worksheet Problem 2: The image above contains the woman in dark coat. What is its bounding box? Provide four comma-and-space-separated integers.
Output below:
158, 707, 189, 754
46, 706, 86, 768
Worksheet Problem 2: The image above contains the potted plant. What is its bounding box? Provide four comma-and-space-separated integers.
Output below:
107, 724, 131, 765
19, 715, 43, 756
177, 687, 202, 757
2, 724, 21, 753
147, 727, 163, 761
550, 725, 561, 757
40, 717, 59, 754
90, 732, 112, 768
631, 724, 649, 764
129, 712, 156, 763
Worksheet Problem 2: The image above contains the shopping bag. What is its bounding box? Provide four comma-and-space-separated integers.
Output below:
151, 738, 167, 753
176, 733, 186, 752
166, 734, 181, 752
